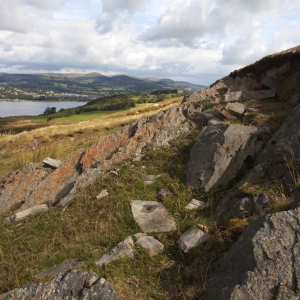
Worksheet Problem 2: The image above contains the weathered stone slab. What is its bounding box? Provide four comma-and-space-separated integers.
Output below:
95, 236, 135, 266
203, 207, 300, 300
226, 102, 246, 115
185, 199, 207, 210
96, 189, 109, 200
35, 259, 85, 279
186, 124, 268, 191
177, 225, 211, 253
130, 200, 176, 233
1, 270, 121, 300
224, 89, 275, 102
4, 204, 49, 223
42, 157, 62, 169
134, 233, 164, 256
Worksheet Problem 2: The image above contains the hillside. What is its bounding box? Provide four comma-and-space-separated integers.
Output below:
0, 72, 205, 100
0, 46, 300, 299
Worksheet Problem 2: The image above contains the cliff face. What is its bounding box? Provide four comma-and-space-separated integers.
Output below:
1, 46, 300, 299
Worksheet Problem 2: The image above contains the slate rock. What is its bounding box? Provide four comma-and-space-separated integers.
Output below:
95, 236, 135, 266
42, 157, 62, 169
131, 200, 176, 233
35, 258, 85, 279
4, 204, 49, 223
1, 270, 121, 300
224, 90, 275, 102
186, 124, 268, 191
207, 117, 223, 126
96, 189, 109, 200
226, 102, 246, 115
134, 233, 164, 256
177, 225, 211, 253
203, 207, 300, 300
185, 199, 207, 210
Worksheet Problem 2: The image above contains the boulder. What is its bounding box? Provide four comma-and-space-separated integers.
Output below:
130, 200, 176, 233
192, 109, 217, 125
0, 270, 121, 300
4, 204, 49, 223
95, 236, 135, 266
226, 102, 246, 115
186, 124, 268, 191
177, 225, 211, 253
35, 258, 85, 279
42, 157, 62, 169
203, 207, 300, 300
134, 233, 164, 256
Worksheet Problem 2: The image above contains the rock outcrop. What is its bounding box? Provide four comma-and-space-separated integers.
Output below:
186, 124, 268, 191
203, 207, 300, 299
0, 270, 121, 300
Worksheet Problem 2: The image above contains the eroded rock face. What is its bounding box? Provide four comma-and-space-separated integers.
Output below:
203, 206, 300, 300
186, 124, 268, 191
0, 270, 121, 300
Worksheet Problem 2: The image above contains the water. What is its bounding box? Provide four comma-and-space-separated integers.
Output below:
0, 100, 88, 118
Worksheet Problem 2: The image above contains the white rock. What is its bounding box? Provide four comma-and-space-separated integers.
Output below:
185, 199, 207, 210
131, 200, 176, 233
134, 233, 164, 256
95, 236, 135, 266
177, 226, 211, 253
42, 157, 62, 169
4, 204, 49, 223
96, 190, 109, 200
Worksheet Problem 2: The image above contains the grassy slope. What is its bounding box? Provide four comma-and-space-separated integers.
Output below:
0, 96, 298, 299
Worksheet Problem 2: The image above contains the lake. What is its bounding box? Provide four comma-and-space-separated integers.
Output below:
0, 100, 88, 118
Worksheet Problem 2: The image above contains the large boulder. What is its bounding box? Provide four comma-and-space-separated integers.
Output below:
203, 206, 300, 300
0, 270, 121, 300
186, 124, 268, 191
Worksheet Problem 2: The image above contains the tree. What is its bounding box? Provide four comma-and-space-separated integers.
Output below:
43, 106, 56, 115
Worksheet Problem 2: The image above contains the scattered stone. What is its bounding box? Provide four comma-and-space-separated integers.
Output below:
107, 170, 118, 176
42, 157, 63, 169
131, 200, 176, 233
207, 117, 223, 126
4, 204, 49, 223
203, 206, 300, 300
1, 270, 121, 300
95, 236, 135, 266
185, 199, 207, 210
142, 174, 161, 185
226, 102, 246, 115
156, 188, 173, 201
96, 189, 109, 200
196, 224, 209, 233
186, 124, 268, 191
134, 233, 164, 256
35, 259, 85, 279
177, 225, 211, 253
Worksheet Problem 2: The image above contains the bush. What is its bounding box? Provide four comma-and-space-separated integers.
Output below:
43, 106, 56, 115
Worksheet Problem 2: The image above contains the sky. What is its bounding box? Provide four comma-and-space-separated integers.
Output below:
0, 0, 299, 85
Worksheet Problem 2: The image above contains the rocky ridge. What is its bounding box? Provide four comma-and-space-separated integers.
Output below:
1, 45, 300, 299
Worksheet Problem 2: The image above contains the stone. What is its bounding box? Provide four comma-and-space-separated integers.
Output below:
207, 117, 223, 125
226, 102, 246, 115
192, 109, 217, 125
35, 259, 85, 279
224, 90, 276, 102
203, 207, 300, 300
134, 233, 164, 256
177, 226, 211, 253
0, 163, 50, 214
185, 199, 207, 210
107, 170, 118, 176
42, 157, 62, 169
130, 200, 176, 233
4, 204, 49, 223
186, 124, 268, 191
287, 93, 300, 105
95, 236, 135, 266
156, 188, 173, 200
96, 189, 109, 200
1, 270, 121, 300
142, 174, 161, 185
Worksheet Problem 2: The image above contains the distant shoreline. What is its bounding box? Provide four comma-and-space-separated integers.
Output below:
0, 99, 88, 102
